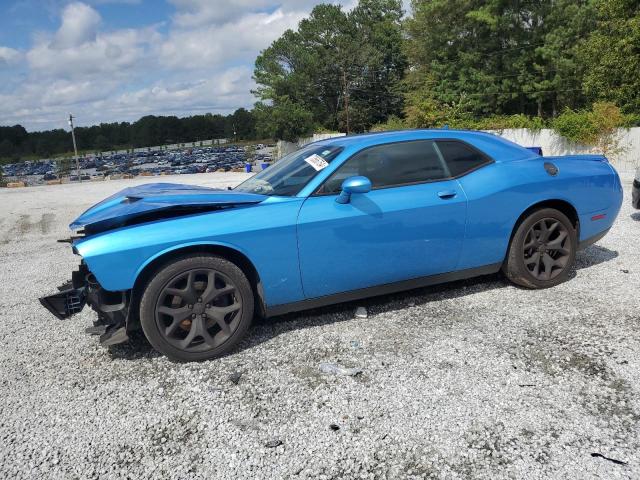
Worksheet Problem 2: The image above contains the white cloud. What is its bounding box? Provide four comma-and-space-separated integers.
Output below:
27, 26, 160, 78
90, 0, 141, 4
168, 0, 325, 28
160, 8, 306, 68
108, 66, 255, 117
2, 0, 400, 130
0, 46, 21, 67
50, 2, 102, 49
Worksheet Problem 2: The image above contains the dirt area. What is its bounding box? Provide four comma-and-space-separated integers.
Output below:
0, 171, 638, 479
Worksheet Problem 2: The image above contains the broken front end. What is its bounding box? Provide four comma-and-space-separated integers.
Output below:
39, 259, 132, 346
39, 183, 268, 347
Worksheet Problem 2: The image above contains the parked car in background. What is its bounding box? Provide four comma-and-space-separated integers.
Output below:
633, 166, 640, 209
41, 130, 623, 362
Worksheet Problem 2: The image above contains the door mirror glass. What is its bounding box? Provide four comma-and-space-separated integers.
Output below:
336, 176, 372, 204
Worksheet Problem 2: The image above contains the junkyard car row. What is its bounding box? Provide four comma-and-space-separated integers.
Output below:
2, 144, 273, 184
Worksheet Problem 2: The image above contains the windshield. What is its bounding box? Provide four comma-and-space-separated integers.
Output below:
234, 144, 344, 196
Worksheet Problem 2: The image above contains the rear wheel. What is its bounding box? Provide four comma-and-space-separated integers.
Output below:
139, 255, 254, 361
503, 208, 577, 289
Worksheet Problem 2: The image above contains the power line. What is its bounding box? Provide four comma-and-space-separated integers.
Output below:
456, 87, 584, 97
401, 68, 570, 85
476, 41, 547, 57
451, 36, 585, 58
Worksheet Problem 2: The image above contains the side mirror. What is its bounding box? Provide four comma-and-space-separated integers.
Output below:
336, 176, 372, 204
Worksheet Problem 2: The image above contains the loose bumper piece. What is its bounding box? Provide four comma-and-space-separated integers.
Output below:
39, 288, 86, 320
40, 265, 131, 346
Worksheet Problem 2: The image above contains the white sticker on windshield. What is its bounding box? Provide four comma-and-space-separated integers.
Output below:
304, 154, 329, 171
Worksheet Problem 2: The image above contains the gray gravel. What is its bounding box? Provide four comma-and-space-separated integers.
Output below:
1, 172, 639, 479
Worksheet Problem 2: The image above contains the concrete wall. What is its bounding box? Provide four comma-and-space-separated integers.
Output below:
111, 138, 228, 155
493, 128, 639, 174
277, 128, 640, 173
276, 132, 346, 159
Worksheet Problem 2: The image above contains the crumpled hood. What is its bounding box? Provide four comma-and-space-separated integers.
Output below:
70, 182, 266, 233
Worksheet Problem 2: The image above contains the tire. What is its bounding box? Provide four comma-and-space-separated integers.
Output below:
139, 254, 254, 362
503, 208, 577, 289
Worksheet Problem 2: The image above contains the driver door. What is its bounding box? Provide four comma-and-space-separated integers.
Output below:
296, 139, 468, 299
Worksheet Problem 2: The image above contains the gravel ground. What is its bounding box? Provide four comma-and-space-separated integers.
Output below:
0, 172, 639, 479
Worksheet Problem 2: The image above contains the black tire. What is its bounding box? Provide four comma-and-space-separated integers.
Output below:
139, 254, 254, 362
503, 208, 577, 289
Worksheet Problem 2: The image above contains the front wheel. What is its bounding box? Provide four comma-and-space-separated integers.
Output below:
503, 208, 577, 289
139, 255, 254, 362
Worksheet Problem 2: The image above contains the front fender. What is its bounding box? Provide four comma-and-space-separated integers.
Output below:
75, 233, 254, 293
131, 240, 255, 284
74, 197, 305, 306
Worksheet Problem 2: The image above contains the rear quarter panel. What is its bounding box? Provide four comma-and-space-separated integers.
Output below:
457, 156, 622, 269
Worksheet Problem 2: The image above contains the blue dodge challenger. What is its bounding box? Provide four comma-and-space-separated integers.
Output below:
41, 130, 623, 361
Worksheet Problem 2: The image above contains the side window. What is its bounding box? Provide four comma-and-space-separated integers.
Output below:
319, 140, 449, 194
436, 141, 491, 177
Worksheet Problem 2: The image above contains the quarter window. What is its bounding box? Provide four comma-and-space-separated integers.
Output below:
319, 140, 448, 194
436, 140, 490, 177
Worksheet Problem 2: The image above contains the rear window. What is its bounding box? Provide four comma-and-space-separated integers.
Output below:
436, 141, 491, 177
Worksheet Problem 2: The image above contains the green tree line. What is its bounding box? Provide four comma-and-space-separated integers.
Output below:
3, 0, 639, 161
255, 0, 640, 140
0, 108, 256, 163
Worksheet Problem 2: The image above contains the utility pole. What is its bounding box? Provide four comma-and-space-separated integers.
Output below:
68, 114, 81, 182
342, 70, 350, 134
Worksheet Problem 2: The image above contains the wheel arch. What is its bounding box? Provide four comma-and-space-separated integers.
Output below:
505, 199, 580, 260
129, 243, 266, 328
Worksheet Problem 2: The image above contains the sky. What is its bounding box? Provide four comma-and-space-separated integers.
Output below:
0, 0, 388, 131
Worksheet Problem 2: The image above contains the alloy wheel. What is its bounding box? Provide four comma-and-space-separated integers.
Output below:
522, 218, 572, 281
155, 268, 242, 352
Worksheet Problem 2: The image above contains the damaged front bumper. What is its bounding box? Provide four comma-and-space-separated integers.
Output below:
39, 262, 132, 346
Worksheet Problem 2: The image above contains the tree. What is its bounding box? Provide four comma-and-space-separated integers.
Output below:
343, 0, 407, 130
254, 99, 314, 142
0, 139, 13, 160
405, 0, 595, 119
580, 0, 640, 115
94, 134, 109, 152
228, 108, 257, 140
253, 0, 406, 135
254, 4, 353, 131
552, 102, 627, 155
0, 110, 259, 163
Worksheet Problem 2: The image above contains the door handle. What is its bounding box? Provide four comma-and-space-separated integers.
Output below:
438, 190, 457, 199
